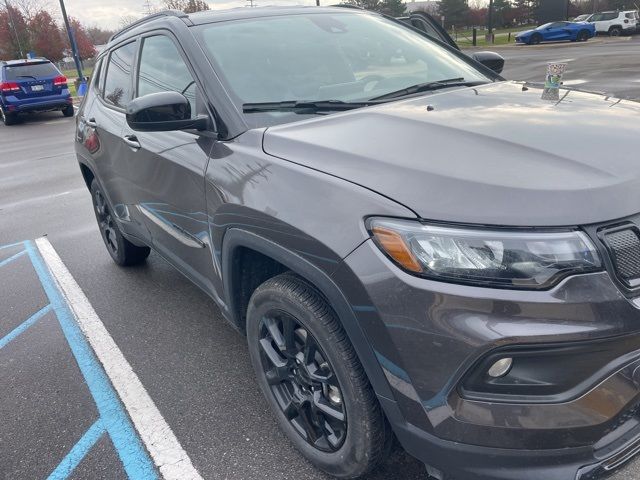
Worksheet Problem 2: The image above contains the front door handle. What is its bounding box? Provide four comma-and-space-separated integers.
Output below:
84, 117, 98, 128
123, 134, 141, 150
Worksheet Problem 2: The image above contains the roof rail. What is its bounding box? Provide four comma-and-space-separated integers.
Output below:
109, 10, 188, 42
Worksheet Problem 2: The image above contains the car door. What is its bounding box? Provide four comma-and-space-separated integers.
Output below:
79, 40, 151, 242
125, 33, 217, 294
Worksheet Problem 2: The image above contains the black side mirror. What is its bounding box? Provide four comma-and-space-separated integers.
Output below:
126, 91, 208, 132
471, 51, 505, 74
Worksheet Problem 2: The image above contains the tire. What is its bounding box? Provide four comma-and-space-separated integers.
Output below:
530, 33, 542, 45
1, 107, 17, 126
62, 104, 74, 117
577, 30, 590, 42
609, 26, 622, 37
90, 179, 150, 266
246, 273, 392, 479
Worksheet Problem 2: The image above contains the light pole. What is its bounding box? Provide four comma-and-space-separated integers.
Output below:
58, 0, 83, 81
487, 0, 493, 37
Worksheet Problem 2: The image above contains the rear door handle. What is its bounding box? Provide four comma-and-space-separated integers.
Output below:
84, 117, 98, 128
123, 134, 141, 150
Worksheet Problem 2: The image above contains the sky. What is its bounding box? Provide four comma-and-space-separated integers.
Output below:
53, 0, 320, 30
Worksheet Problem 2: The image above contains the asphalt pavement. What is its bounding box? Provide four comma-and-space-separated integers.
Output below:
1, 38, 640, 480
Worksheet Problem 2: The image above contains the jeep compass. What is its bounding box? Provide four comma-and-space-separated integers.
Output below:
75, 7, 640, 480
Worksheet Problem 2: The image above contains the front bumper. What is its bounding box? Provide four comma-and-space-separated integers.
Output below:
334, 238, 640, 479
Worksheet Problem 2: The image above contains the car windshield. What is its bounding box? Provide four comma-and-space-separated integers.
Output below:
536, 23, 553, 30
195, 12, 492, 126
3, 62, 58, 81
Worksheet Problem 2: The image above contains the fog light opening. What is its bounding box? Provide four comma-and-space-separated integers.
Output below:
487, 357, 513, 378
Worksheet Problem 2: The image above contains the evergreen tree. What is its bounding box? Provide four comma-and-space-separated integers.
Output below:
380, 0, 406, 16
439, 0, 470, 28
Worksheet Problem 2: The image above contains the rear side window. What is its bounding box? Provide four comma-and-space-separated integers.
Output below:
137, 35, 197, 117
625, 13, 635, 19
103, 42, 137, 109
4, 62, 58, 81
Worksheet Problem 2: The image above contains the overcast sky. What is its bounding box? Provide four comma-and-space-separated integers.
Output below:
53, 0, 321, 30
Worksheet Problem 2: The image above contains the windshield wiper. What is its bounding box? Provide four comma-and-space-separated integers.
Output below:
242, 100, 380, 114
370, 78, 487, 101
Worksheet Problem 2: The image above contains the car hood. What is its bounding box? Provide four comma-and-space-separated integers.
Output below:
516, 29, 534, 37
262, 81, 640, 226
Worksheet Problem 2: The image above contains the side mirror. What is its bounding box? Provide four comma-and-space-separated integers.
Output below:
471, 51, 505, 74
126, 91, 208, 132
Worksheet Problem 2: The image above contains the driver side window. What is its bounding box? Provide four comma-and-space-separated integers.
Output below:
137, 35, 197, 118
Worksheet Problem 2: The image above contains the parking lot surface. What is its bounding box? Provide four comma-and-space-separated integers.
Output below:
1, 38, 640, 480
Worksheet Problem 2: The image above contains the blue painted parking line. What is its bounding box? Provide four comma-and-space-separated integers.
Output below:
1, 240, 158, 480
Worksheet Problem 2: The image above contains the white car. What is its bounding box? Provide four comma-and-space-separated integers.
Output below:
589, 10, 639, 36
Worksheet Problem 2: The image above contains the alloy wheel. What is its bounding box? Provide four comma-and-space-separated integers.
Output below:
94, 188, 119, 255
258, 310, 347, 452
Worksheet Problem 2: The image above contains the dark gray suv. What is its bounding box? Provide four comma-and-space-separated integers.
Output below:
75, 7, 640, 480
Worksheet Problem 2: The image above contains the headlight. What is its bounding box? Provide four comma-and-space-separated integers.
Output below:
368, 218, 602, 289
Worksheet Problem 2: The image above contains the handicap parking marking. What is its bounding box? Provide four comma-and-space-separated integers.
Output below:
0, 238, 203, 480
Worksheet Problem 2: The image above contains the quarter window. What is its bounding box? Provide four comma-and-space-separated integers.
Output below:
137, 35, 197, 118
103, 42, 137, 108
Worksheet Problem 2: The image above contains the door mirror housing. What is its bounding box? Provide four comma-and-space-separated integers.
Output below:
126, 91, 208, 132
471, 51, 505, 74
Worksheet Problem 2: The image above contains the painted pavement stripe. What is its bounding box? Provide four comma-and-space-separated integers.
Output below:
46, 418, 106, 480
0, 304, 52, 350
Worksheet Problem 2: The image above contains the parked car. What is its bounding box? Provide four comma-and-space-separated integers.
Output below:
515, 21, 596, 44
396, 10, 505, 73
76, 7, 640, 480
0, 58, 74, 125
589, 10, 639, 36
573, 13, 593, 22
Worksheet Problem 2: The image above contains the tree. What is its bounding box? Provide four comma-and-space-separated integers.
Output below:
0, 5, 30, 59
29, 10, 65, 62
86, 26, 115, 46
491, 0, 512, 28
439, 0, 470, 28
379, 0, 406, 16
67, 18, 97, 60
163, 0, 210, 13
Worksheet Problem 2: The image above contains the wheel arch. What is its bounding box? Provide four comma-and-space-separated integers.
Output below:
78, 160, 95, 190
221, 227, 394, 399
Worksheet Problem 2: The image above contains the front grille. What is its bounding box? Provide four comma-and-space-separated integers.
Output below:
603, 227, 640, 287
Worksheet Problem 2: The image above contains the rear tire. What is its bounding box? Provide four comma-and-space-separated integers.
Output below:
1, 107, 17, 126
62, 104, 74, 117
246, 273, 392, 479
609, 26, 622, 37
90, 179, 150, 266
530, 33, 542, 45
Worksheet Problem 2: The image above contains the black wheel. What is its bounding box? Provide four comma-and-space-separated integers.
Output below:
90, 179, 150, 266
530, 33, 542, 45
577, 30, 590, 42
247, 274, 391, 479
1, 107, 17, 125
62, 104, 74, 117
609, 26, 622, 37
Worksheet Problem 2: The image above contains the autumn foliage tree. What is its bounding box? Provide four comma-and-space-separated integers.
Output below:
0, 6, 30, 59
29, 10, 65, 62
67, 18, 97, 61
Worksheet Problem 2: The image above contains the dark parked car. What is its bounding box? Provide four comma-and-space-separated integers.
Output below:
0, 58, 74, 125
76, 7, 640, 480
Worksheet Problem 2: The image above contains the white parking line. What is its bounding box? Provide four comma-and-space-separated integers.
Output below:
35, 237, 203, 480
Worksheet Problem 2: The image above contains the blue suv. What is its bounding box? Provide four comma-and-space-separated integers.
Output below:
0, 58, 74, 125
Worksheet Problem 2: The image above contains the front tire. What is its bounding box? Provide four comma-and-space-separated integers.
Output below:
246, 273, 391, 479
530, 33, 542, 45
90, 179, 150, 266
